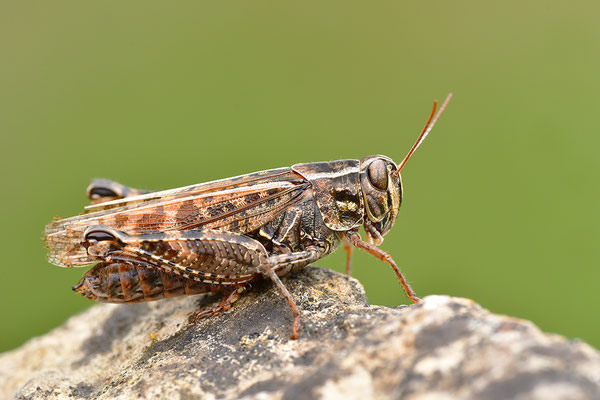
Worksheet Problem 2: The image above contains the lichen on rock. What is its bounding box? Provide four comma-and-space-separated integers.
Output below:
1, 266, 599, 399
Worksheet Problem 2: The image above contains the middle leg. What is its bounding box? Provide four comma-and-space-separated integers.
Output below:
259, 247, 323, 339
347, 231, 420, 303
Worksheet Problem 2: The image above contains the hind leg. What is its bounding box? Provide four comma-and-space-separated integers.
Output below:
193, 284, 251, 320
86, 179, 152, 204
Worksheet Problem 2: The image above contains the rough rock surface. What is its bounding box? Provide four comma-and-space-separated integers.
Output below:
1, 266, 599, 400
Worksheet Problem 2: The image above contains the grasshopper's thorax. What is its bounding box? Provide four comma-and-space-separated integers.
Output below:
359, 155, 403, 239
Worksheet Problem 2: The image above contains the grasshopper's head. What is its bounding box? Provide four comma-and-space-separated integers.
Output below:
359, 94, 452, 241
359, 155, 402, 239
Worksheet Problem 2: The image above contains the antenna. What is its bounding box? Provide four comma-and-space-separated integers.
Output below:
394, 93, 453, 175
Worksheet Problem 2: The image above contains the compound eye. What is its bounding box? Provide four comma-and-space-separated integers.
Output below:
367, 159, 388, 191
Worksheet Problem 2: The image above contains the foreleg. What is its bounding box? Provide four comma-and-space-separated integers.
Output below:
347, 231, 420, 303
343, 236, 354, 276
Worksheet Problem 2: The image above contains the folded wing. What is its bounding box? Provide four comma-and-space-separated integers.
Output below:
45, 168, 309, 268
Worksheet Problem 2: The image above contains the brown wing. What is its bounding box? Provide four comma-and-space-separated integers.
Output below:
45, 168, 309, 268
83, 167, 295, 213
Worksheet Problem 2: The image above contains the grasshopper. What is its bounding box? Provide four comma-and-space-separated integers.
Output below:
44, 94, 452, 339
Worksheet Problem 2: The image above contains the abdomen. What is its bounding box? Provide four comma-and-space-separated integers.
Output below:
73, 262, 221, 303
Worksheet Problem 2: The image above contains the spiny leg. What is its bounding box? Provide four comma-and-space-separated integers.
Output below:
347, 232, 420, 303
193, 284, 250, 320
266, 248, 320, 276
265, 268, 301, 340
261, 247, 322, 340
83, 225, 323, 339
83, 226, 267, 283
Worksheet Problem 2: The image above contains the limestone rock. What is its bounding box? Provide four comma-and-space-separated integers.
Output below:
1, 266, 599, 399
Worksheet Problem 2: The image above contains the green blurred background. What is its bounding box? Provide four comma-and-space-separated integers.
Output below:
1, 1, 598, 353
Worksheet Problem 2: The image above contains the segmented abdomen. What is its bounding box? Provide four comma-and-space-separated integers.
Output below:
73, 262, 221, 303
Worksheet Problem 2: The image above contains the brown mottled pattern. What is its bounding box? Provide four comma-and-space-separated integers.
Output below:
74, 262, 215, 303
83, 168, 297, 213
45, 169, 308, 267
47, 152, 423, 339
80, 229, 269, 286
118, 230, 267, 284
